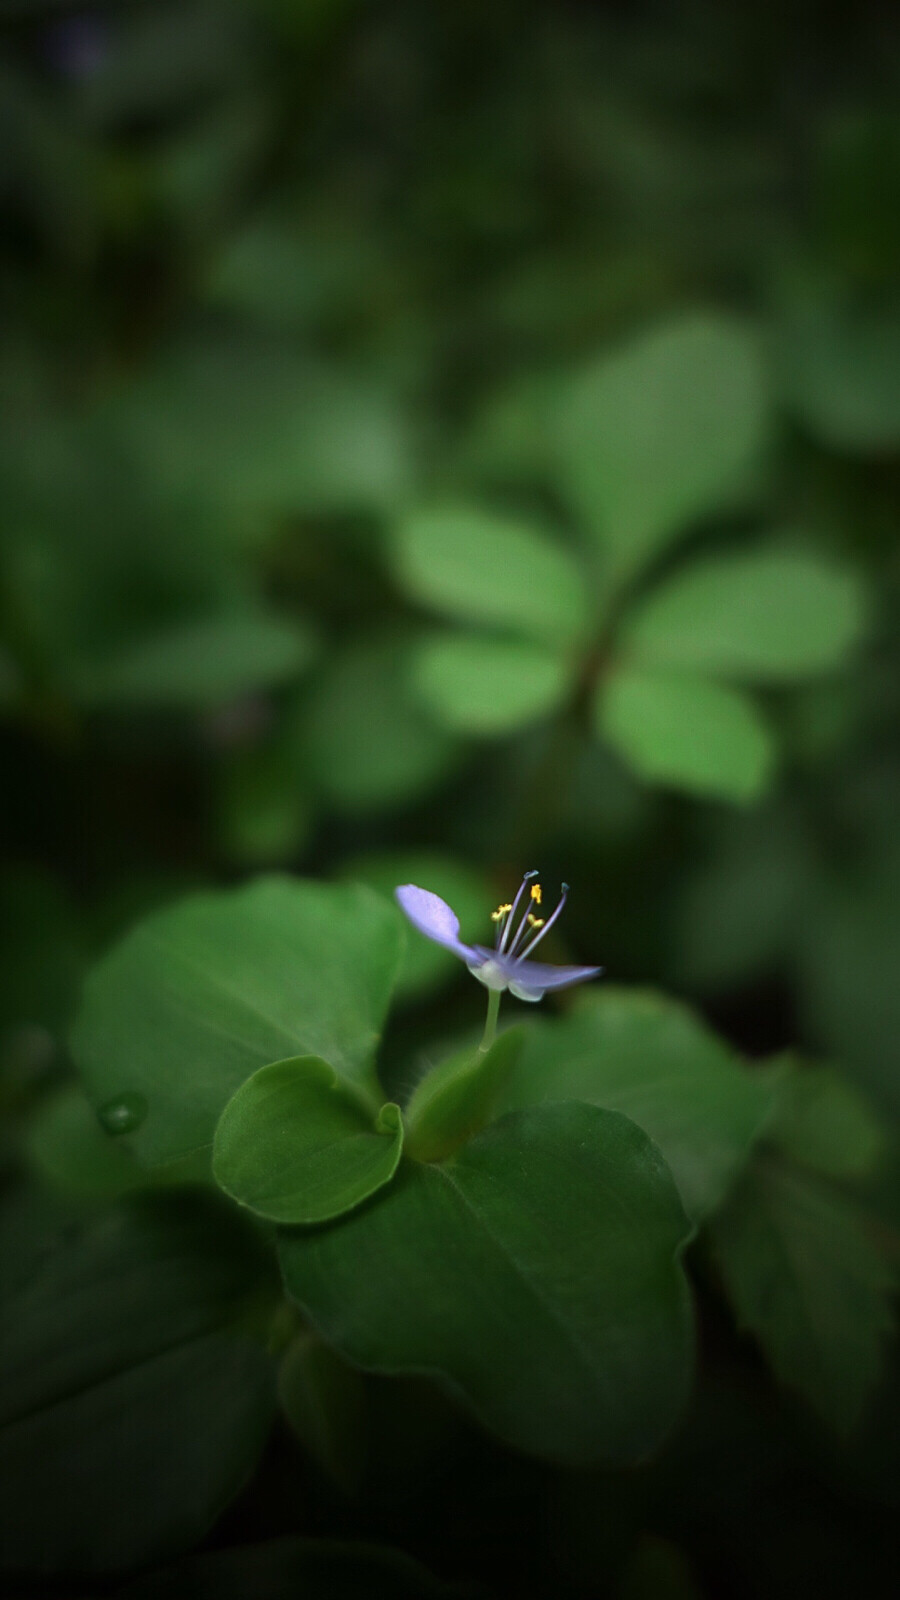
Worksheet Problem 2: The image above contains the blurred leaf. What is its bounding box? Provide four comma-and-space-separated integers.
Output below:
278, 1333, 366, 1496
280, 1102, 693, 1465
405, 1029, 524, 1164
798, 851, 900, 1112
712, 1155, 895, 1433
392, 505, 589, 646
116, 1535, 479, 1599
214, 744, 313, 867
666, 804, 810, 991
296, 638, 462, 814
769, 1065, 887, 1180
411, 633, 570, 735
213, 1056, 403, 1224
70, 878, 402, 1169
114, 332, 411, 515
75, 609, 317, 710
777, 294, 900, 451
615, 1535, 703, 1600
0, 1194, 275, 1573
597, 667, 775, 802
341, 852, 490, 1000
498, 988, 779, 1222
26, 1084, 150, 1199
555, 313, 770, 582
624, 548, 869, 682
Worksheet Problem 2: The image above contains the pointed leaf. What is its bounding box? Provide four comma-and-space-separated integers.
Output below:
497, 989, 780, 1222
711, 1156, 896, 1433
279, 1102, 694, 1466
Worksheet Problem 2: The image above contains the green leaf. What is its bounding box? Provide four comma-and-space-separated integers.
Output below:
711, 1156, 896, 1433
341, 852, 490, 1000
392, 505, 588, 645
278, 1332, 366, 1494
280, 1102, 694, 1466
777, 295, 900, 451
25, 1084, 151, 1199
597, 667, 775, 802
75, 609, 318, 710
70, 877, 402, 1169
497, 989, 779, 1222
213, 1056, 403, 1224
411, 633, 570, 735
405, 1029, 524, 1164
555, 313, 770, 581
623, 548, 868, 682
295, 638, 463, 814
769, 1064, 887, 1180
0, 1194, 276, 1573
116, 1535, 479, 1599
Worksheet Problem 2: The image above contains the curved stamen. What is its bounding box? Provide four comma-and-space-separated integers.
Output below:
498, 870, 539, 954
517, 883, 569, 958
507, 881, 543, 956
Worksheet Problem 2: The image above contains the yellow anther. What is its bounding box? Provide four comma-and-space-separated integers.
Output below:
527, 914, 544, 928
491, 903, 513, 921
530, 883, 542, 905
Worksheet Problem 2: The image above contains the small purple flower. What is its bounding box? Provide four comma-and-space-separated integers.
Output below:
395, 871, 602, 1004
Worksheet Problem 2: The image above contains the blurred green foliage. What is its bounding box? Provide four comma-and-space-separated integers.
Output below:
1, 0, 900, 1595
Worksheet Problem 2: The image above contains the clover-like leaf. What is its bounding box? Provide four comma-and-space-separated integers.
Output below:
213, 1056, 403, 1224
623, 548, 869, 683
597, 667, 775, 802
70, 877, 402, 1170
280, 1102, 694, 1466
411, 633, 570, 735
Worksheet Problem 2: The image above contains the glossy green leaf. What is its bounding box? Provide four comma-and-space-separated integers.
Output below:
497, 989, 779, 1221
0, 1194, 276, 1573
295, 638, 463, 814
75, 609, 317, 709
117, 1536, 479, 1599
405, 1029, 524, 1164
411, 633, 570, 735
341, 852, 490, 999
70, 877, 402, 1169
624, 549, 868, 682
280, 1102, 694, 1466
392, 504, 588, 645
598, 667, 775, 801
213, 1056, 403, 1224
712, 1156, 896, 1433
555, 313, 770, 580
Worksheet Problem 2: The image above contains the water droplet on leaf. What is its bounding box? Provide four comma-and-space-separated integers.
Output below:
97, 1093, 148, 1135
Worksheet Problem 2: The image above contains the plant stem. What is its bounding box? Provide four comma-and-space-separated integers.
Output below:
479, 988, 501, 1054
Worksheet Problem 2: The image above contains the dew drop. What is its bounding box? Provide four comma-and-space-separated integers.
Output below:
97, 1093, 148, 1136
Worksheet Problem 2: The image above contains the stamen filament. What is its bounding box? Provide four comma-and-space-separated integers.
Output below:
518, 883, 569, 958
498, 870, 538, 954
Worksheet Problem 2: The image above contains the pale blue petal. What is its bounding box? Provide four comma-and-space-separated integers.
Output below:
477, 947, 603, 1000
394, 884, 478, 963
